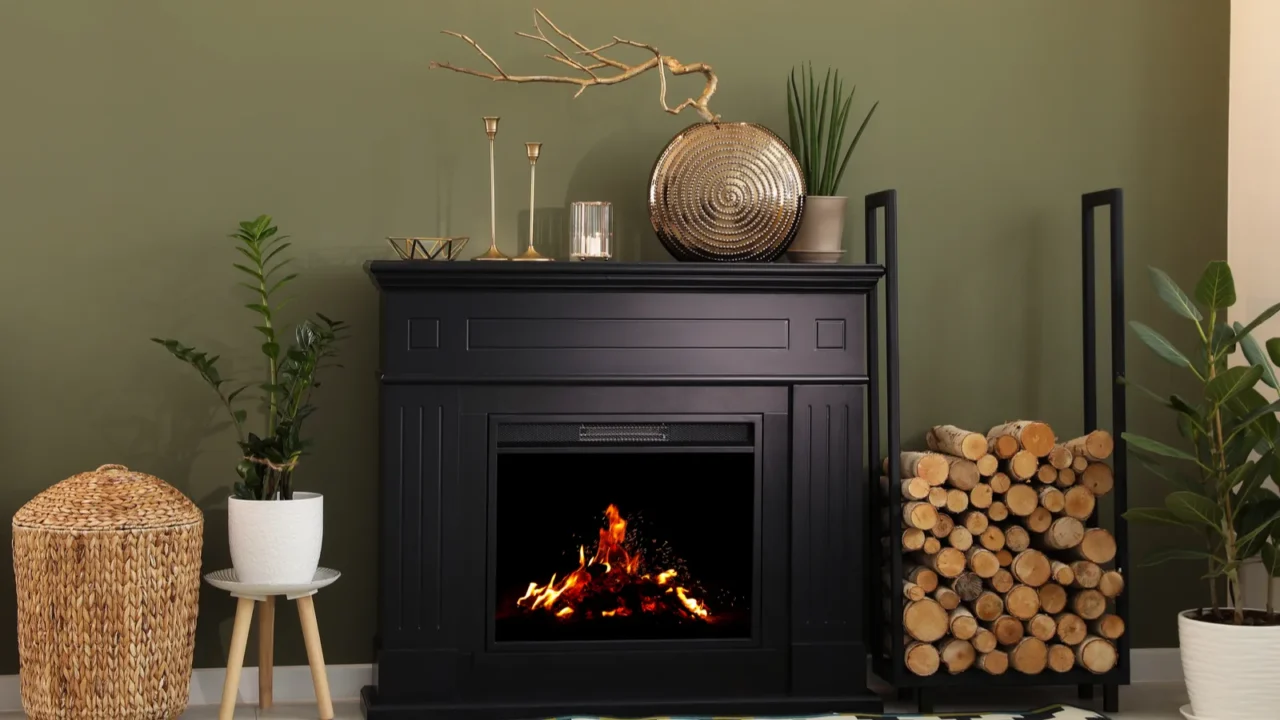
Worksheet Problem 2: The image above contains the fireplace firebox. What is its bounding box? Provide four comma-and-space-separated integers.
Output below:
364, 217, 898, 720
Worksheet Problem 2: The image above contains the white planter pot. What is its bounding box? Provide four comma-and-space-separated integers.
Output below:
228, 492, 323, 585
1179, 609, 1280, 719
788, 195, 847, 263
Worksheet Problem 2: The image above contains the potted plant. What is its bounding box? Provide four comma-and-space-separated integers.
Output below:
785, 63, 878, 263
1122, 260, 1280, 719
153, 215, 348, 584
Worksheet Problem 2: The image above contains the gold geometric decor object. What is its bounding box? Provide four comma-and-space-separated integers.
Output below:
387, 236, 470, 261
649, 122, 806, 262
13, 464, 203, 720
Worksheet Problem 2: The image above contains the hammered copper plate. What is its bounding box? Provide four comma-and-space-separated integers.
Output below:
649, 122, 805, 262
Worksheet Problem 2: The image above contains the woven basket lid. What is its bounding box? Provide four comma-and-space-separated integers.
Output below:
13, 464, 202, 531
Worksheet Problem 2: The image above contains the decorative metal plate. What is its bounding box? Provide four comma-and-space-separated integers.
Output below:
649, 122, 805, 262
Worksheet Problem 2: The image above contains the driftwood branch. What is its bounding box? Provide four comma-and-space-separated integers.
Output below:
429, 9, 720, 122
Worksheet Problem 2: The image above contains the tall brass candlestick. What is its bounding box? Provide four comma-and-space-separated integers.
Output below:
474, 116, 509, 260
514, 142, 549, 261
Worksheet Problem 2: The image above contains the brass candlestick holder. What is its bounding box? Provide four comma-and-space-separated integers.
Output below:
474, 116, 509, 261
514, 142, 549, 261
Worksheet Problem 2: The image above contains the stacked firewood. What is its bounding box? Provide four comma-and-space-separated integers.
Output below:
882, 422, 1124, 677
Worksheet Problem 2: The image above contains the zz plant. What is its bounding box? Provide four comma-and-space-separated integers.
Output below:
1124, 260, 1280, 624
786, 63, 878, 197
153, 216, 348, 501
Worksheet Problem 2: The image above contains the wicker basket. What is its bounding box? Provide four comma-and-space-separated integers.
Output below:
13, 464, 203, 720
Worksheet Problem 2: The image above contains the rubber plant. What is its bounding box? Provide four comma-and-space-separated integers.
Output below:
786, 62, 878, 196
1123, 260, 1280, 624
152, 215, 348, 500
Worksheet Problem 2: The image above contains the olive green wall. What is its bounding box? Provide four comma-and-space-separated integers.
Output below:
0, 0, 1227, 671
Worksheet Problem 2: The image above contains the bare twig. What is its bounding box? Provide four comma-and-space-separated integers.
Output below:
429, 9, 720, 122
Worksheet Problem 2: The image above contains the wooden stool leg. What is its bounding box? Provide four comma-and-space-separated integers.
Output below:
296, 595, 334, 720
258, 596, 276, 710
219, 597, 256, 720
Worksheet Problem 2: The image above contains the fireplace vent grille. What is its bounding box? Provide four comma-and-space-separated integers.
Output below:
496, 422, 752, 447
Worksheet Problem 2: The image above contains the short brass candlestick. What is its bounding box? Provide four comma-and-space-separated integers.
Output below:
474, 116, 509, 260
514, 142, 549, 261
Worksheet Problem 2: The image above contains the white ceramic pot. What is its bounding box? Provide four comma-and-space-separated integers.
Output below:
1179, 608, 1280, 719
228, 492, 323, 585
788, 195, 848, 263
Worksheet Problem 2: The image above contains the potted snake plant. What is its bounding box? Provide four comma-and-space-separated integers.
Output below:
153, 215, 348, 584
1122, 260, 1280, 719
785, 63, 878, 263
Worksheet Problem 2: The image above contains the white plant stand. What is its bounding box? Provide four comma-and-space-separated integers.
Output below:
205, 568, 341, 720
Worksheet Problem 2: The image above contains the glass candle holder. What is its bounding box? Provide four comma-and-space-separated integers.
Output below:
570, 201, 612, 260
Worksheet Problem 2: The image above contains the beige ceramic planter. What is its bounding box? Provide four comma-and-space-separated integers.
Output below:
788, 195, 847, 263
1179, 609, 1280, 719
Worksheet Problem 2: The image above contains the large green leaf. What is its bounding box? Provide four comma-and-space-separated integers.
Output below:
1130, 321, 1193, 368
1268, 337, 1280, 367
1195, 260, 1236, 311
1122, 432, 1199, 461
1236, 323, 1279, 389
1262, 542, 1280, 578
1210, 322, 1238, 359
1135, 455, 1206, 495
1228, 387, 1280, 448
1236, 505, 1280, 557
1124, 506, 1198, 529
1166, 491, 1224, 532
1234, 452, 1275, 507
1206, 365, 1263, 405
1149, 266, 1202, 321
1233, 301, 1280, 345
1139, 547, 1218, 567
1117, 375, 1174, 408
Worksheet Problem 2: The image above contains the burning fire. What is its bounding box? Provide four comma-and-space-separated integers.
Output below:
515, 504, 712, 622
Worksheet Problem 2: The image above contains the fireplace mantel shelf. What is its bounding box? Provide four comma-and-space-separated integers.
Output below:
366, 260, 886, 293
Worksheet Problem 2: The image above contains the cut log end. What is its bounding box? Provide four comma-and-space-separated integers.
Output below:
949, 606, 978, 640
972, 628, 998, 654
1004, 584, 1041, 620
905, 641, 941, 676
902, 451, 949, 485
990, 568, 1015, 594
930, 425, 989, 461
969, 483, 994, 509
903, 501, 939, 531
1009, 636, 1049, 674
903, 598, 949, 642
1026, 613, 1057, 642
977, 649, 1009, 675
1036, 463, 1059, 484
1025, 506, 1053, 533
934, 586, 961, 610
972, 591, 1005, 622
1005, 484, 1039, 517
1098, 570, 1125, 598
1011, 549, 1052, 587
1067, 430, 1115, 462
1038, 583, 1069, 615
989, 420, 1056, 458
966, 547, 1000, 578
980, 525, 1006, 552
1047, 643, 1076, 673
1076, 528, 1118, 564
1054, 612, 1088, 645
988, 500, 1010, 522
1070, 561, 1102, 589
1063, 485, 1097, 520
989, 472, 1013, 494
1075, 635, 1118, 674
1072, 589, 1107, 620
1091, 613, 1126, 640
976, 453, 999, 477
1081, 462, 1115, 497
990, 614, 1024, 646
1004, 525, 1031, 553
1008, 450, 1039, 481
1056, 467, 1077, 488
907, 566, 939, 593
1038, 486, 1066, 513
940, 638, 977, 674
1038, 516, 1085, 550
989, 434, 1019, 460
1047, 444, 1073, 470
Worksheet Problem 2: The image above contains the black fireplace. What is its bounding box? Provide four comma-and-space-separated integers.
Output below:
363, 233, 896, 719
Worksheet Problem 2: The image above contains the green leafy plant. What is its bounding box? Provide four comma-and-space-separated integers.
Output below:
152, 216, 348, 501
786, 63, 878, 197
1123, 260, 1280, 624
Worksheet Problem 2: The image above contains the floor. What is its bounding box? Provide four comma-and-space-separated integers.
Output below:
100, 682, 1187, 719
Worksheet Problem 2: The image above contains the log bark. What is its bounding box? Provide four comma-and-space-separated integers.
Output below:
1074, 635, 1118, 674
1004, 525, 1031, 552
1025, 506, 1053, 533
1038, 486, 1066, 513
948, 606, 978, 640
930, 512, 955, 539
950, 571, 984, 601
1009, 636, 1049, 674
933, 586, 961, 610
972, 628, 999, 654
904, 641, 941, 676
1037, 516, 1085, 550
1063, 485, 1096, 520
946, 488, 970, 514
1090, 613, 1126, 640
988, 500, 1010, 522
1036, 463, 1059, 484
989, 433, 1019, 460
1004, 484, 1039, 517
1004, 584, 1041, 620
1047, 643, 1076, 673
1066, 430, 1114, 462
907, 566, 939, 592
939, 638, 977, 674
1080, 462, 1115, 496
1055, 467, 1077, 488
990, 568, 1015, 594
962, 510, 990, 535
929, 425, 989, 460
1075, 528, 1117, 564
923, 537, 942, 555
903, 501, 939, 530
977, 649, 1009, 675
1007, 450, 1040, 481
980, 525, 1006, 552
903, 580, 926, 601
988, 614, 1024, 646
902, 528, 926, 552
995, 549, 1014, 567
972, 590, 1005, 622
1070, 561, 1102, 589
882, 474, 931, 500
1011, 549, 1052, 587
969, 483, 994, 509
976, 453, 999, 477
917, 547, 966, 578
1098, 570, 1125, 598
903, 598, 950, 642
1047, 444, 1074, 470
1050, 560, 1076, 586
1072, 589, 1107, 620
1025, 613, 1057, 642
988, 420, 1056, 457
1054, 612, 1088, 645
901, 451, 949, 485
966, 547, 1000, 578
1038, 583, 1068, 614
928, 486, 948, 508
948, 526, 974, 551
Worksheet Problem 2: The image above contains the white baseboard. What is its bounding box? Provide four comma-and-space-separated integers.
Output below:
0, 650, 1184, 711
